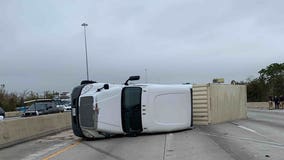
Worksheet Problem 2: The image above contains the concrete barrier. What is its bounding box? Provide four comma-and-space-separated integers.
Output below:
5, 111, 22, 118
247, 102, 269, 109
0, 112, 71, 149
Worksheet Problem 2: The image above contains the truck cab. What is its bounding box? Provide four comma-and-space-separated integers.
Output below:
71, 77, 192, 138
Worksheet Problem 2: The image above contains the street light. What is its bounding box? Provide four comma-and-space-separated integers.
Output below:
145, 68, 148, 83
81, 23, 89, 80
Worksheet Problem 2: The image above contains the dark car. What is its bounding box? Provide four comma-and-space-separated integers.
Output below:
0, 107, 5, 119
22, 100, 64, 117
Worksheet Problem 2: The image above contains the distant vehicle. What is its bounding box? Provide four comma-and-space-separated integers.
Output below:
0, 107, 5, 120
61, 99, 72, 111
64, 102, 71, 111
22, 99, 64, 117
71, 76, 193, 138
53, 99, 65, 112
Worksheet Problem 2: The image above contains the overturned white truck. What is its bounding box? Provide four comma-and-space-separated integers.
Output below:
71, 76, 193, 138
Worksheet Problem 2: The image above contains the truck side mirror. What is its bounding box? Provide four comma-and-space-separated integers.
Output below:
124, 76, 140, 85
97, 84, 110, 92
80, 80, 96, 85
129, 76, 140, 81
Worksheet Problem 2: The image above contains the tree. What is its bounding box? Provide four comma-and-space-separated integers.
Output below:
259, 63, 284, 81
258, 63, 284, 97
44, 91, 55, 99
247, 63, 284, 102
25, 91, 39, 101
247, 78, 267, 102
0, 87, 21, 111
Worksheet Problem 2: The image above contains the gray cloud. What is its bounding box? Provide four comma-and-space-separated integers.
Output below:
0, 0, 283, 93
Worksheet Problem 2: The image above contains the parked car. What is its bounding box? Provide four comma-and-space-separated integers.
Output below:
53, 99, 65, 112
64, 102, 71, 111
0, 107, 5, 120
60, 100, 71, 111
22, 99, 64, 117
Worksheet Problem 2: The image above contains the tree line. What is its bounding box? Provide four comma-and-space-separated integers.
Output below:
233, 63, 284, 102
246, 63, 284, 102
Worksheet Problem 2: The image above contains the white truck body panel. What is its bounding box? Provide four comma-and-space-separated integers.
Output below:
96, 86, 124, 134
79, 84, 124, 135
141, 85, 192, 133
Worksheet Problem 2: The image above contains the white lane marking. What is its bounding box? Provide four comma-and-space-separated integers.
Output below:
166, 133, 174, 150
235, 123, 275, 142
163, 133, 176, 160
238, 125, 258, 134
232, 122, 265, 138
196, 131, 284, 149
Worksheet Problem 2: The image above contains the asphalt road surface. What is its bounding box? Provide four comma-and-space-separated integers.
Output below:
1, 109, 284, 160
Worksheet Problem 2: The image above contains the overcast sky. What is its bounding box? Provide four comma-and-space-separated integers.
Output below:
0, 0, 283, 93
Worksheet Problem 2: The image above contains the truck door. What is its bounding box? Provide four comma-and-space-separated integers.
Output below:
122, 87, 143, 134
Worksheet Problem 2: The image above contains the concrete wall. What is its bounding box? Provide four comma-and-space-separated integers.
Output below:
6, 111, 21, 118
0, 112, 71, 149
192, 84, 247, 125
209, 84, 247, 124
247, 102, 269, 109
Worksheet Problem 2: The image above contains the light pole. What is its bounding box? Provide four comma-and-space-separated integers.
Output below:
145, 68, 148, 83
81, 23, 89, 80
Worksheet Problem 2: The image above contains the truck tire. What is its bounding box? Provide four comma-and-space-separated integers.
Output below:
71, 85, 87, 138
